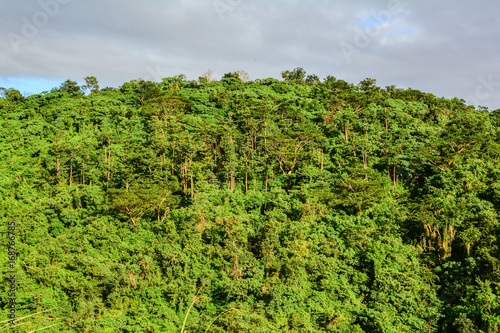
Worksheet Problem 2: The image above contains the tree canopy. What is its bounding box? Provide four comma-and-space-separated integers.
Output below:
0, 70, 499, 332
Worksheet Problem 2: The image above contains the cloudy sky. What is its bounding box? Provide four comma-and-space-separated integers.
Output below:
1, 0, 499, 109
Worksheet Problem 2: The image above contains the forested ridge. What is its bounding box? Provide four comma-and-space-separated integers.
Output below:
1, 70, 500, 332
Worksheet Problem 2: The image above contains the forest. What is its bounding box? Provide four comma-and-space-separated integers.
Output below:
1, 68, 500, 332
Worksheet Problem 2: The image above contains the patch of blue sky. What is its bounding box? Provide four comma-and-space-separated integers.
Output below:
357, 13, 391, 29
399, 26, 417, 35
356, 13, 417, 39
0, 76, 66, 96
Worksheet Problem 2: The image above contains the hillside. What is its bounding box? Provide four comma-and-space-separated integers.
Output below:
1, 71, 500, 332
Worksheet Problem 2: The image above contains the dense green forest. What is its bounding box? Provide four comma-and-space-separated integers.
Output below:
1, 69, 500, 332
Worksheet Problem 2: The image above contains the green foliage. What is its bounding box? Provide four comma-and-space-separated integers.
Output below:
0, 73, 499, 331
281, 67, 307, 84
56, 79, 84, 97
83, 76, 100, 95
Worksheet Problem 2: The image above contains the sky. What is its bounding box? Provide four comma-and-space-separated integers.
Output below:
1, 0, 499, 109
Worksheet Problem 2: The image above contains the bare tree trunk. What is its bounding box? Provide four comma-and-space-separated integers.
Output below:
172, 146, 175, 176
69, 154, 73, 186
184, 160, 188, 191
321, 149, 324, 172
264, 122, 267, 147
190, 157, 194, 198
393, 163, 396, 186
56, 155, 61, 177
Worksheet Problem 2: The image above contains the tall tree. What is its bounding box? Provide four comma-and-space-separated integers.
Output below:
83, 76, 100, 95
281, 67, 306, 84
57, 79, 83, 97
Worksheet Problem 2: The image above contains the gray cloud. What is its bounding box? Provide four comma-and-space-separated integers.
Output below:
1, 0, 499, 109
